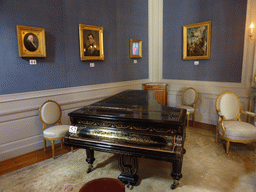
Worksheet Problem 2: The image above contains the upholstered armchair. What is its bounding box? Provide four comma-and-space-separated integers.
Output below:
39, 100, 73, 159
178, 87, 198, 126
216, 91, 256, 154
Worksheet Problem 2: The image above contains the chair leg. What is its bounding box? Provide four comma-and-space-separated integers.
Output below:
215, 132, 219, 143
44, 139, 46, 152
71, 147, 74, 153
226, 141, 230, 154
61, 139, 63, 149
192, 113, 195, 127
51, 140, 55, 159
187, 113, 190, 127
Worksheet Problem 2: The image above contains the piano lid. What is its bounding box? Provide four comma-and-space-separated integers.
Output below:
69, 90, 186, 123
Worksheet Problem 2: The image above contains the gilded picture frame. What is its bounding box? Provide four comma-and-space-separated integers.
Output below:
16, 25, 46, 57
183, 21, 211, 60
79, 24, 104, 61
130, 39, 142, 58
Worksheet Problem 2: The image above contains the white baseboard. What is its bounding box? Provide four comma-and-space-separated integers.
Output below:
0, 135, 43, 161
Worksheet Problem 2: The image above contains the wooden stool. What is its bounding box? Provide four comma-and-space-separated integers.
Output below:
79, 178, 125, 192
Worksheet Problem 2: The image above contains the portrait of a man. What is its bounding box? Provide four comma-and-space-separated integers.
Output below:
17, 25, 46, 57
79, 24, 104, 61
84, 31, 100, 56
24, 33, 38, 52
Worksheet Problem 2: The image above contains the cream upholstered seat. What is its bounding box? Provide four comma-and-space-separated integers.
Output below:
178, 87, 198, 126
39, 100, 72, 158
216, 91, 256, 154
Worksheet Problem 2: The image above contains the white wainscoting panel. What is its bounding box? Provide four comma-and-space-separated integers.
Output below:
0, 79, 148, 161
165, 80, 250, 125
0, 78, 251, 161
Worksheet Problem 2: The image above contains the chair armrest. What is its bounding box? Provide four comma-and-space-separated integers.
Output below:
217, 112, 224, 118
242, 110, 256, 126
243, 110, 256, 117
216, 112, 226, 135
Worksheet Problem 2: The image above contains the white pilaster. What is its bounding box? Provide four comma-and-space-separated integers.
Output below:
247, 0, 256, 87
148, 0, 163, 82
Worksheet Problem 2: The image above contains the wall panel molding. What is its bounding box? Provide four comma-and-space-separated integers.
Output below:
165, 79, 250, 125
0, 79, 148, 161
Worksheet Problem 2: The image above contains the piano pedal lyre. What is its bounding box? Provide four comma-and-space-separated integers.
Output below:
118, 155, 139, 188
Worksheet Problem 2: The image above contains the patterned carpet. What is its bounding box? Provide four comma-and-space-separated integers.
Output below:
0, 127, 255, 192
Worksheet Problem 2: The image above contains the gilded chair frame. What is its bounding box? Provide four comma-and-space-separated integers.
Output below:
215, 91, 256, 154
182, 87, 198, 126
39, 100, 72, 158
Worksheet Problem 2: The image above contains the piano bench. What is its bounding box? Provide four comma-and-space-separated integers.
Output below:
79, 178, 125, 192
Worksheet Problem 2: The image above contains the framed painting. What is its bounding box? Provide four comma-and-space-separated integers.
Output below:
79, 24, 104, 61
16, 25, 46, 57
183, 21, 211, 60
130, 39, 142, 58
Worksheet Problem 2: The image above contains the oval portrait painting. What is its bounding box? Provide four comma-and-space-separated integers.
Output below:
24, 33, 39, 52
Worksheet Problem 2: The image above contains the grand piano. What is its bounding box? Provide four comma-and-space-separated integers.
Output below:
64, 90, 187, 189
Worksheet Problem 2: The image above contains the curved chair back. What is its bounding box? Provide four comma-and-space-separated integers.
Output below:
39, 100, 62, 127
216, 91, 241, 120
39, 100, 73, 159
182, 87, 198, 106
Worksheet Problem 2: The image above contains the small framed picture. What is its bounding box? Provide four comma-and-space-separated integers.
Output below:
79, 24, 104, 61
130, 39, 142, 58
183, 21, 211, 60
16, 25, 46, 57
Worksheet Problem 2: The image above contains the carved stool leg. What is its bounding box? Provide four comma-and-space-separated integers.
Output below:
86, 148, 95, 173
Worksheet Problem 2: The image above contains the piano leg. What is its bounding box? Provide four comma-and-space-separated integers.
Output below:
171, 160, 183, 189
85, 148, 95, 173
